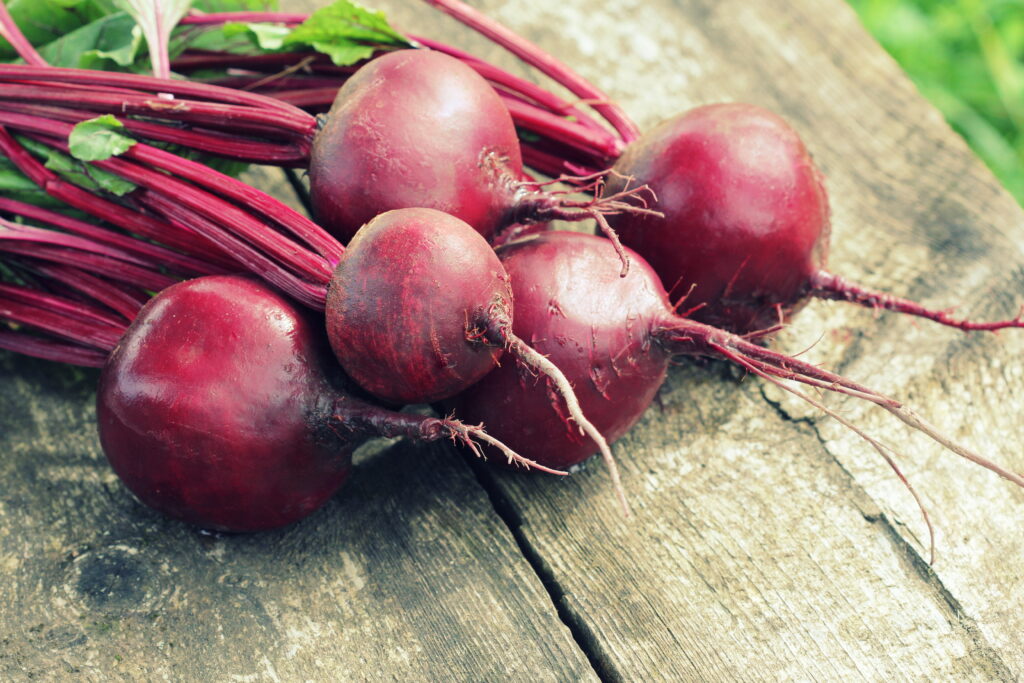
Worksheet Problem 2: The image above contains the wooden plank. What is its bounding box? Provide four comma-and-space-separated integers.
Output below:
3, 0, 1023, 678
0, 354, 596, 680
407, 0, 1024, 678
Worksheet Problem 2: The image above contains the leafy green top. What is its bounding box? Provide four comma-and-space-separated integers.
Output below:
68, 115, 138, 162
282, 0, 412, 65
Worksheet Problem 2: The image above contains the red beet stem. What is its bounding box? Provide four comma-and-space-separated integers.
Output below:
0, 108, 337, 267
23, 262, 147, 322
123, 141, 343, 265
0, 241, 177, 292
518, 143, 601, 178
502, 97, 620, 162
0, 1, 47, 66
0, 126, 234, 266
173, 51, 351, 75
137, 192, 328, 310
1, 100, 308, 165
0, 277, 125, 329
0, 64, 314, 120
209, 75, 350, 93
420, 0, 640, 142
808, 269, 1024, 332
0, 218, 166, 268
0, 330, 107, 367
0, 219, 179, 291
16, 125, 334, 284
0, 287, 123, 351
180, 11, 307, 25
2, 116, 332, 306
0, 197, 223, 278
267, 86, 338, 111
96, 153, 334, 284
0, 82, 314, 143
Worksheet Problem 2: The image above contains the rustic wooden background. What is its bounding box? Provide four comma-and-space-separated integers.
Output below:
3, 0, 1023, 679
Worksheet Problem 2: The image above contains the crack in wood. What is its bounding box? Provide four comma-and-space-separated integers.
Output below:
466, 456, 618, 682
756, 385, 1014, 679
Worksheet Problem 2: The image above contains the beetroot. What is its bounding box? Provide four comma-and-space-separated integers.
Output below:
94, 274, 561, 532
308, 49, 650, 265
326, 208, 507, 404
98, 275, 353, 531
310, 49, 518, 243
325, 207, 626, 510
606, 103, 826, 333
605, 103, 1024, 334
448, 233, 668, 470
449, 231, 1024, 520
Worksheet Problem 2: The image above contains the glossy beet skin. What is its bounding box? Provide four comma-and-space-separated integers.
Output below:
605, 103, 830, 334
447, 232, 906, 472
325, 208, 509, 404
448, 232, 670, 470
97, 275, 353, 532
310, 49, 523, 243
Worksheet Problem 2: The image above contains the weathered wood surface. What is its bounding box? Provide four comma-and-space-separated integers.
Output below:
3, 0, 1024, 680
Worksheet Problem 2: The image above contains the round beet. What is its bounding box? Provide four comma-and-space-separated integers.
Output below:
605, 103, 829, 334
325, 208, 508, 404
449, 230, 1024, 525
309, 49, 650, 259
96, 274, 559, 532
448, 233, 669, 470
310, 50, 517, 242
605, 103, 1024, 335
97, 275, 353, 532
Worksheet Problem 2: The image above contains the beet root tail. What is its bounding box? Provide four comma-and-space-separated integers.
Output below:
433, 416, 568, 476
520, 170, 663, 277
329, 396, 565, 476
488, 316, 631, 516
661, 317, 1024, 532
809, 269, 1024, 332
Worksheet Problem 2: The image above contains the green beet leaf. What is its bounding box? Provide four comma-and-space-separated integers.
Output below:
18, 136, 136, 197
35, 13, 144, 70
283, 0, 412, 66
69, 115, 138, 162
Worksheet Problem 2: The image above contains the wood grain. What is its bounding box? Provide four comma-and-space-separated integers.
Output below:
393, 0, 1024, 678
3, 0, 1024, 679
0, 352, 594, 679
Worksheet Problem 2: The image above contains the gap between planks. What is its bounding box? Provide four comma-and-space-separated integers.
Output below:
466, 456, 617, 682
756, 383, 1014, 680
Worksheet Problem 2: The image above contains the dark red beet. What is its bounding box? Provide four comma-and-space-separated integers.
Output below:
324, 207, 619, 505
606, 103, 1024, 335
325, 208, 507, 404
605, 103, 829, 334
448, 233, 668, 470
96, 274, 560, 532
97, 275, 354, 531
309, 49, 650, 261
310, 50, 516, 242
449, 231, 1024, 526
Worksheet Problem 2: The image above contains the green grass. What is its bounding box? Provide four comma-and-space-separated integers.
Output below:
848, 0, 1024, 205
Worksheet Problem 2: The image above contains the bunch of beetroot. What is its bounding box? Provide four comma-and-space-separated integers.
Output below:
1, 0, 1022, 559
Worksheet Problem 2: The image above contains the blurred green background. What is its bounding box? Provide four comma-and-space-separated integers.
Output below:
847, 0, 1024, 206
